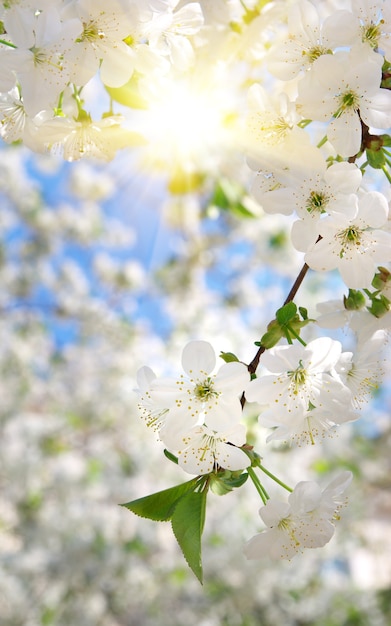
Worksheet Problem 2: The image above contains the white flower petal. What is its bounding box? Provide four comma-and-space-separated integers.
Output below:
215, 440, 248, 471
215, 361, 249, 396
181, 340, 216, 377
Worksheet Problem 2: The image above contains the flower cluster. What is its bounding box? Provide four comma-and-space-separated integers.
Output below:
245, 337, 358, 445
137, 340, 250, 475
1, 0, 391, 578
248, 0, 391, 291
0, 0, 205, 158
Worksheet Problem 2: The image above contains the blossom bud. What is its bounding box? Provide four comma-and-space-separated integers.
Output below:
372, 266, 391, 291
367, 295, 390, 318
343, 289, 366, 311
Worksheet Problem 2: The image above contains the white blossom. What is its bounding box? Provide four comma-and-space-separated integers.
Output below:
267, 0, 334, 80
161, 422, 248, 475
2, 6, 82, 115
137, 340, 249, 441
245, 337, 350, 421
298, 47, 391, 157
305, 191, 391, 289
62, 0, 141, 88
244, 472, 353, 560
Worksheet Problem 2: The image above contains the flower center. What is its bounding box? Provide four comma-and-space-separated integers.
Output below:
194, 377, 219, 402
361, 22, 381, 48
288, 363, 307, 394
79, 21, 105, 42
30, 47, 48, 66
277, 516, 296, 535
335, 91, 360, 117
337, 226, 363, 257
198, 434, 216, 461
253, 113, 292, 145
305, 45, 332, 63
306, 190, 329, 214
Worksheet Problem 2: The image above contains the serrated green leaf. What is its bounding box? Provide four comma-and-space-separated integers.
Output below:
276, 302, 297, 325
171, 490, 207, 584
120, 478, 198, 521
220, 351, 239, 363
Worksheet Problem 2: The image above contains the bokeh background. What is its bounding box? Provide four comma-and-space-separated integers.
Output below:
0, 143, 390, 626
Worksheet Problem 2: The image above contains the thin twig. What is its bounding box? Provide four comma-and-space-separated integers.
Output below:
241, 261, 310, 407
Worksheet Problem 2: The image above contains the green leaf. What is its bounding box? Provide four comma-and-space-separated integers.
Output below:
230, 202, 257, 219
298, 306, 308, 320
276, 302, 297, 325
211, 179, 256, 219
120, 478, 199, 522
171, 490, 207, 584
219, 351, 239, 363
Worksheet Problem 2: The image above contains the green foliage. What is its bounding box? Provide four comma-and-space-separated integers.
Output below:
258, 302, 312, 348
122, 478, 209, 582
275, 301, 297, 325
171, 490, 207, 584
219, 351, 240, 363
121, 478, 199, 522
211, 178, 256, 219
210, 469, 248, 495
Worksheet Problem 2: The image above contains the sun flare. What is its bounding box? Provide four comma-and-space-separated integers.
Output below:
138, 73, 242, 180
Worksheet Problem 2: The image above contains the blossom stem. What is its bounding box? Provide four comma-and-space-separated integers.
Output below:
257, 463, 293, 493
245, 263, 310, 378
247, 467, 269, 504
381, 164, 391, 184
306, 416, 316, 446
0, 39, 17, 48
285, 324, 307, 346
297, 119, 312, 129
317, 135, 328, 149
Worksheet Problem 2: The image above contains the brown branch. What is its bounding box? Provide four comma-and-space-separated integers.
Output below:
241, 261, 311, 407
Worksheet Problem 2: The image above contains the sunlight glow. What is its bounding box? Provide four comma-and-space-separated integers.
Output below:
139, 75, 241, 178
